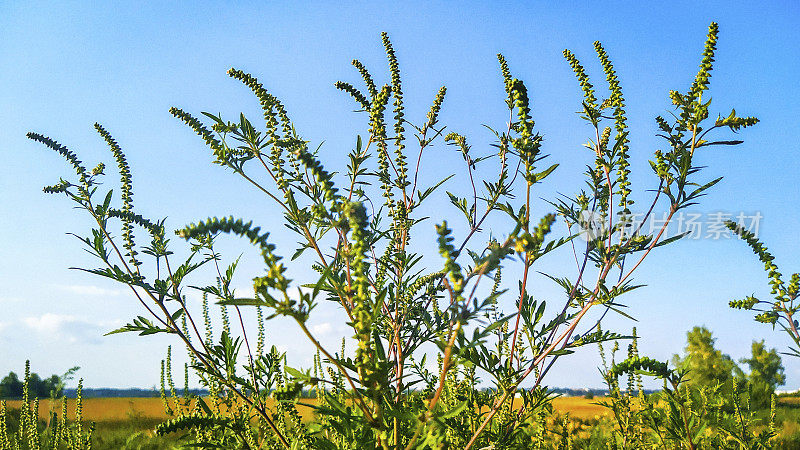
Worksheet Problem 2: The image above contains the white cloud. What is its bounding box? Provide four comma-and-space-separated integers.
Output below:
59, 284, 124, 297
311, 322, 333, 335
22, 313, 113, 345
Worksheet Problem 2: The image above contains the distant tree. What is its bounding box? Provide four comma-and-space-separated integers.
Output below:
0, 367, 77, 399
0, 372, 23, 398
741, 340, 785, 407
672, 326, 742, 389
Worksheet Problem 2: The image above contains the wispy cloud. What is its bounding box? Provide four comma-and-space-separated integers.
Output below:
22, 313, 113, 345
182, 285, 256, 303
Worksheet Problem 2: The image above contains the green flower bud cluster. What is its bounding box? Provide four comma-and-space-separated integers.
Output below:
562, 49, 598, 110
436, 221, 464, 295
789, 273, 800, 298
97, 122, 141, 264
490, 265, 502, 296
403, 270, 446, 304
594, 42, 632, 211
496, 54, 513, 106
94, 124, 132, 209
576, 193, 590, 210
509, 79, 543, 180
0, 402, 7, 447
217, 284, 231, 336
338, 46, 410, 246
43, 179, 71, 194
202, 293, 213, 343
107, 209, 165, 239
655, 115, 672, 134
177, 216, 289, 292
715, 109, 760, 131
725, 221, 785, 296
21, 361, 34, 447
249, 83, 292, 191
609, 356, 673, 382
514, 234, 535, 255
729, 295, 759, 310
352, 59, 378, 97
169, 107, 227, 165
344, 200, 378, 389
598, 126, 611, 153
164, 345, 177, 401
689, 22, 719, 103
370, 84, 394, 203
227, 68, 292, 136
651, 150, 670, 180
474, 239, 514, 278
391, 197, 410, 254
155, 413, 231, 436
668, 89, 685, 109
91, 162, 105, 176
75, 378, 86, 440
381, 32, 408, 188
626, 328, 644, 394
510, 79, 534, 139
755, 311, 780, 325
425, 86, 447, 130
334, 59, 379, 111
626, 233, 651, 248
343, 200, 369, 230
334, 81, 370, 110
374, 244, 391, 290
27, 132, 89, 187
271, 149, 291, 193
294, 146, 338, 203
514, 214, 556, 256
669, 22, 719, 128
444, 132, 472, 167
727, 220, 800, 336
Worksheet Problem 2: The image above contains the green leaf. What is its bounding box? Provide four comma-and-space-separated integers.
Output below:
285, 366, 310, 381
532, 163, 559, 183
439, 400, 467, 419
105, 316, 174, 336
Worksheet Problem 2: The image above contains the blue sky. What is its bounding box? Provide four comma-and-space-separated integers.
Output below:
1, 1, 799, 390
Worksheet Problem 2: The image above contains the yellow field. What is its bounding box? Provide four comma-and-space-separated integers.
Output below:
3, 396, 610, 423
4, 398, 170, 422
550, 396, 609, 419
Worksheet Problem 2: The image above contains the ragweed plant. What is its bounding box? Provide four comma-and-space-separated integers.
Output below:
31, 23, 758, 448
0, 362, 92, 450
725, 222, 800, 358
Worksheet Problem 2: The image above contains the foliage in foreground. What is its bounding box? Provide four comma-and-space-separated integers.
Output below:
0, 336, 794, 449
596, 331, 778, 449
29, 22, 766, 448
